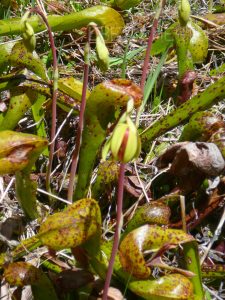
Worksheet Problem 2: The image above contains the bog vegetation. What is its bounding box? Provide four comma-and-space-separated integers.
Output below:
0, 0, 224, 299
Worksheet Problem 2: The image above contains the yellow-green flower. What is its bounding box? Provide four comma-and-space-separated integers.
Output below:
110, 117, 141, 163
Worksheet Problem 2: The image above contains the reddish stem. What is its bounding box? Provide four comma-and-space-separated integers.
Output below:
140, 0, 165, 91
67, 28, 90, 202
29, 7, 58, 193
102, 163, 125, 300
140, 18, 158, 91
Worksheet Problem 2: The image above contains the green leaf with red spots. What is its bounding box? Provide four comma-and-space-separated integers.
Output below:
4, 262, 58, 300
119, 224, 195, 279
129, 273, 194, 300
38, 198, 101, 250
124, 202, 171, 236
74, 79, 142, 200
180, 111, 224, 142
9, 42, 48, 80
0, 88, 39, 131
92, 240, 194, 300
141, 75, 225, 151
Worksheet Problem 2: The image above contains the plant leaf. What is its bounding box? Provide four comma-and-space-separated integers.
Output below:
141, 75, 225, 151
4, 262, 58, 300
57, 77, 90, 112
92, 241, 194, 300
0, 88, 38, 131
119, 224, 195, 279
129, 273, 194, 300
0, 130, 47, 175
9, 42, 48, 80
38, 198, 101, 250
124, 202, 171, 237
15, 171, 39, 220
0, 6, 125, 42
114, 0, 143, 10
31, 93, 49, 155
74, 79, 142, 200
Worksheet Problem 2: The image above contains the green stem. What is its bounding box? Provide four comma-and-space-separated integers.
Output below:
15, 171, 39, 220
173, 25, 194, 79
0, 6, 124, 41
183, 242, 204, 299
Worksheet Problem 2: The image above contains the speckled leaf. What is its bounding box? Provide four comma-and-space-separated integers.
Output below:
180, 111, 224, 142
0, 42, 14, 72
74, 79, 142, 200
9, 42, 48, 80
0, 72, 26, 95
172, 23, 194, 79
38, 198, 101, 250
119, 224, 195, 279
129, 273, 194, 300
93, 241, 194, 300
0, 130, 47, 175
141, 75, 225, 151
0, 88, 38, 131
124, 202, 171, 236
4, 262, 58, 300
187, 21, 208, 64
92, 161, 119, 199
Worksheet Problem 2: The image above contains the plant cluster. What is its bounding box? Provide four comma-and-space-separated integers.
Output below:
0, 0, 224, 299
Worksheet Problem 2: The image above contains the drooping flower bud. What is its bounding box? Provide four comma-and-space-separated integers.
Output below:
95, 31, 110, 72
21, 11, 36, 52
110, 116, 141, 163
89, 22, 109, 72
178, 0, 191, 26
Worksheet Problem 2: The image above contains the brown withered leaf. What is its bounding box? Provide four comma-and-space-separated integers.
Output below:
124, 175, 147, 198
157, 142, 225, 192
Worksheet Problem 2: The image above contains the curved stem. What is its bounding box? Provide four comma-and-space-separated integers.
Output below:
102, 163, 125, 300
67, 28, 90, 202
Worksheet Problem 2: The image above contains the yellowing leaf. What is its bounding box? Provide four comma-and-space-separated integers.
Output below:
0, 131, 47, 175
4, 262, 58, 300
119, 224, 195, 279
129, 273, 194, 300
38, 198, 101, 250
